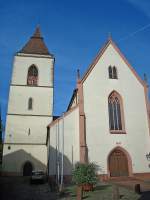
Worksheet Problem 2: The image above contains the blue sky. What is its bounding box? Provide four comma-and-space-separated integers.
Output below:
0, 0, 150, 127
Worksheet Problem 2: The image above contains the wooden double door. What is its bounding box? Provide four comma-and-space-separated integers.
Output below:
109, 149, 129, 177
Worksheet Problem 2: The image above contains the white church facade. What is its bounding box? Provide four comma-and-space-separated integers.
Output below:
47, 35, 150, 181
2, 28, 150, 180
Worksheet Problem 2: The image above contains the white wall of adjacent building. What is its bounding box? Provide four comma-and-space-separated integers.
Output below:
48, 107, 79, 176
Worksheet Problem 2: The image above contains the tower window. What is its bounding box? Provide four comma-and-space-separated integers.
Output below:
27, 65, 38, 86
108, 66, 118, 79
28, 98, 33, 110
108, 91, 125, 133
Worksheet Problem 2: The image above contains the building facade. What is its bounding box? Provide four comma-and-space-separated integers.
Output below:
47, 38, 150, 180
3, 27, 54, 175
2, 28, 150, 180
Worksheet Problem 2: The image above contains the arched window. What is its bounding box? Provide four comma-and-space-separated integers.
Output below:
27, 65, 38, 86
113, 66, 117, 79
108, 66, 113, 79
108, 91, 125, 132
28, 98, 33, 110
108, 66, 118, 79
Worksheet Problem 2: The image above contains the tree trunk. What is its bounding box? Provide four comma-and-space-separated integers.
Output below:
77, 186, 83, 200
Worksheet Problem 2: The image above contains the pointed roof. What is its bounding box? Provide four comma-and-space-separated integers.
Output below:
81, 37, 145, 87
19, 27, 52, 56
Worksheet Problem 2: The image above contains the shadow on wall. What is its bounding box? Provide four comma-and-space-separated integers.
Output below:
2, 149, 46, 176
2, 145, 73, 179
48, 145, 73, 183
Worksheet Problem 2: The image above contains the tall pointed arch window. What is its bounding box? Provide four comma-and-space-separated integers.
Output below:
108, 66, 113, 79
108, 66, 118, 79
28, 98, 33, 110
27, 65, 38, 86
113, 66, 117, 79
108, 91, 125, 133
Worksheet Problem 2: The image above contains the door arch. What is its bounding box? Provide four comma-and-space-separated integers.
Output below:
23, 161, 33, 176
108, 148, 130, 177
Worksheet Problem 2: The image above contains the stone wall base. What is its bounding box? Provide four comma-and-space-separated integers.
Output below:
98, 173, 150, 182
133, 173, 150, 181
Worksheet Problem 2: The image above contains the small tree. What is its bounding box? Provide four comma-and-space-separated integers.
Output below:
72, 162, 97, 191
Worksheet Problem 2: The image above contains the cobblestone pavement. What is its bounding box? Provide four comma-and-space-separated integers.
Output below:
0, 176, 58, 200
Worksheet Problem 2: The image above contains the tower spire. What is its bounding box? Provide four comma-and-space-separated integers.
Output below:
32, 26, 42, 38
19, 27, 52, 56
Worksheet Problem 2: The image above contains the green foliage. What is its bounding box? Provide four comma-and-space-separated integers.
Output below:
72, 162, 97, 185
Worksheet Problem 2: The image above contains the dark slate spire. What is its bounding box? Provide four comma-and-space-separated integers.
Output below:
19, 26, 52, 55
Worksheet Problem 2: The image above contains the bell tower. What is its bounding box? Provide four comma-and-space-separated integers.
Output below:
3, 27, 54, 175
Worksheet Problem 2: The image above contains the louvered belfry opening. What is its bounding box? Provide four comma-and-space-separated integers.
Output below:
27, 65, 38, 86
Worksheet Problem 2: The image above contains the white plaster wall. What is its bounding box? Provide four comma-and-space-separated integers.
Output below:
5, 115, 52, 144
3, 52, 54, 174
2, 144, 47, 173
83, 43, 150, 174
8, 86, 53, 115
12, 55, 54, 87
48, 107, 79, 175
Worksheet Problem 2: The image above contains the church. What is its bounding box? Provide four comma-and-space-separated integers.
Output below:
2, 27, 150, 181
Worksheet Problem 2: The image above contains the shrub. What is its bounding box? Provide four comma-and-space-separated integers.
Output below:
72, 162, 97, 185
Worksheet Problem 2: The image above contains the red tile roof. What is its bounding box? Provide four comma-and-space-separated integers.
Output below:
19, 27, 52, 56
